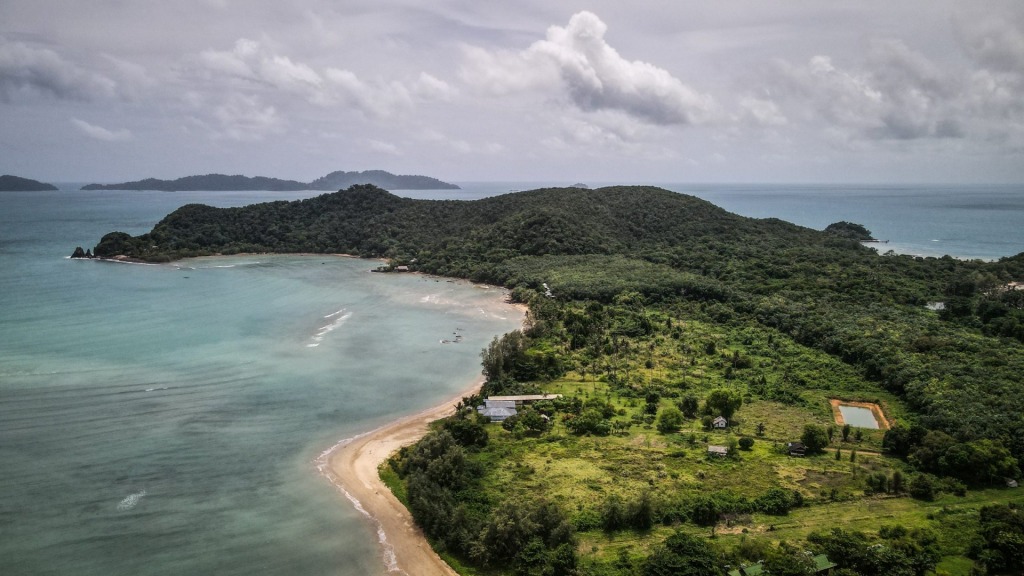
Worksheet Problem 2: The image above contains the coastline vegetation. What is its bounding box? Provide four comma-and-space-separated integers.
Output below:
88, 184, 1024, 574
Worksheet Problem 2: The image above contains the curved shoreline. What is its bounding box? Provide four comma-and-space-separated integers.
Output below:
317, 380, 484, 576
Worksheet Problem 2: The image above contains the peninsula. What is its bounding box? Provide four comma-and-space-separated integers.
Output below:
80, 170, 459, 192
0, 175, 58, 191
82, 184, 1024, 575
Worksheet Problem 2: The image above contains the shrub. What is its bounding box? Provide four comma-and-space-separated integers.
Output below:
657, 406, 685, 434
565, 408, 611, 436
801, 424, 830, 454
909, 474, 937, 501
754, 487, 801, 515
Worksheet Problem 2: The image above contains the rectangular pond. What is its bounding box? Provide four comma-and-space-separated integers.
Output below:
838, 404, 880, 429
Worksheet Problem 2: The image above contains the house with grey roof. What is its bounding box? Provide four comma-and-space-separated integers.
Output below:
477, 399, 517, 423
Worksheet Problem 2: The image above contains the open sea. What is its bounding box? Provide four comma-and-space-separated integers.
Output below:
1, 182, 1021, 576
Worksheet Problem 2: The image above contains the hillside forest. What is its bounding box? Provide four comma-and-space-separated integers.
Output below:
87, 185, 1024, 575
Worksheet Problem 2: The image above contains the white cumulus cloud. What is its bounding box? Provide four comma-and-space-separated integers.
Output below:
197, 38, 453, 117
460, 11, 716, 126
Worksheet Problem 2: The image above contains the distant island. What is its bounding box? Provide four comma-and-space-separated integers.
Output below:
308, 170, 459, 191
81, 170, 459, 192
0, 175, 58, 191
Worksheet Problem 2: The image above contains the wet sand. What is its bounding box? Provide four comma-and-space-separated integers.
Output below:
320, 380, 483, 576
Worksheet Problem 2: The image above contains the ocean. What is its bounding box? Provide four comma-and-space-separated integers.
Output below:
0, 187, 523, 576
0, 182, 1020, 576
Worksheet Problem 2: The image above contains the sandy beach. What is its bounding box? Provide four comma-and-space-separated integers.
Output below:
317, 294, 524, 575
319, 379, 484, 576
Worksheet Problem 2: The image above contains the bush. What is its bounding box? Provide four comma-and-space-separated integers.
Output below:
754, 487, 801, 515
657, 406, 685, 434
688, 496, 720, 526
677, 394, 700, 418
643, 531, 720, 576
909, 473, 937, 501
565, 408, 611, 436
738, 437, 755, 451
442, 415, 489, 449
801, 424, 830, 454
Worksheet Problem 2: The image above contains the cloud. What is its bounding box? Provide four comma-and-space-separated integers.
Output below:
210, 94, 283, 141
955, 5, 1024, 73
197, 38, 451, 117
0, 37, 117, 102
413, 72, 457, 101
460, 11, 716, 126
322, 67, 415, 117
738, 96, 787, 127
758, 7, 1024, 148
367, 139, 400, 154
71, 118, 132, 141
199, 38, 323, 98
768, 44, 974, 142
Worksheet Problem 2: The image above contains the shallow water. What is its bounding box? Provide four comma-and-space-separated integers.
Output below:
838, 405, 880, 429
0, 189, 522, 576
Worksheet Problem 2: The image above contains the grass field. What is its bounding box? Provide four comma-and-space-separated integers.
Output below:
388, 306, 1023, 575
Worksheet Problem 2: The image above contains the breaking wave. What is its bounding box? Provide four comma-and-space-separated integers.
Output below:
307, 309, 352, 348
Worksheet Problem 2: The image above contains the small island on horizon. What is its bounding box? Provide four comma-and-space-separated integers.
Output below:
0, 175, 58, 192
80, 169, 459, 192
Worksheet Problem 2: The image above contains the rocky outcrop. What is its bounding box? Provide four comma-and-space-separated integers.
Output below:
70, 246, 94, 259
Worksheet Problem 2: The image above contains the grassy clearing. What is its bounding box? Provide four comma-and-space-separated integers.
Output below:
391, 300, 1023, 575
567, 488, 1024, 574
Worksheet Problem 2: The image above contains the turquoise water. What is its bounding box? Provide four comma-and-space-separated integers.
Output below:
0, 188, 523, 576
2, 182, 1021, 575
837, 405, 880, 429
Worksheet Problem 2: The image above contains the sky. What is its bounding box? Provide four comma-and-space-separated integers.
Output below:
2, 1, 1023, 184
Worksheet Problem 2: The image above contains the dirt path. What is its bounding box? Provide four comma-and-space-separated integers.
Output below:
319, 381, 482, 576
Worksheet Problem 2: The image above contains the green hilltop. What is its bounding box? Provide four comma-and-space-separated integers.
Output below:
86, 184, 1024, 575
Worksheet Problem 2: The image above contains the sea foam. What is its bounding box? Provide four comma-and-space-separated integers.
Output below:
116, 490, 146, 511
315, 436, 405, 574
307, 309, 352, 348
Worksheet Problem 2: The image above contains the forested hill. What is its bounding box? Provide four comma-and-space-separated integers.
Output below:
90, 184, 1024, 305
0, 175, 58, 191
92, 184, 825, 271
80, 170, 459, 191
307, 170, 459, 190
81, 174, 309, 191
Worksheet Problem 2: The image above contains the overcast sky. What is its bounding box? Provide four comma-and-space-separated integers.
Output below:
2, 1, 1023, 183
